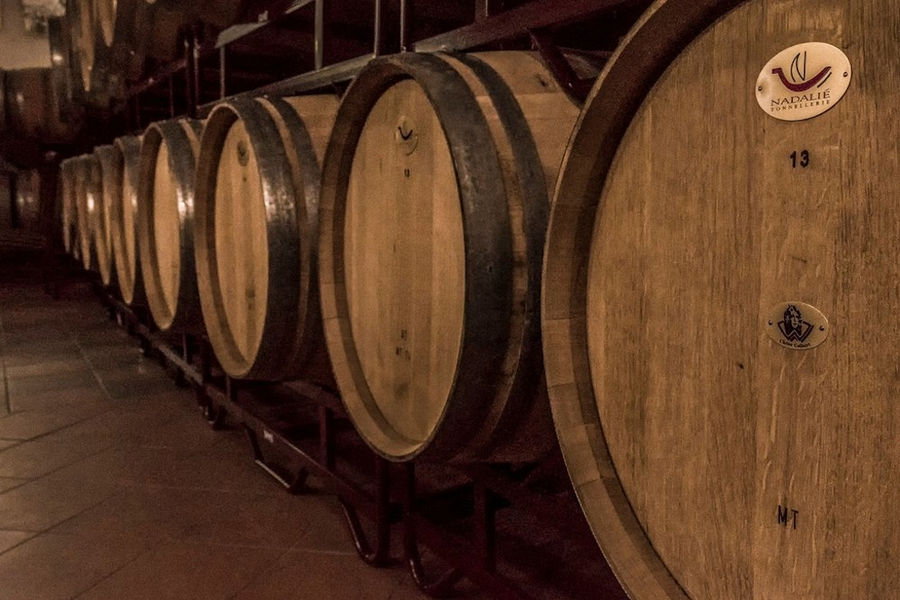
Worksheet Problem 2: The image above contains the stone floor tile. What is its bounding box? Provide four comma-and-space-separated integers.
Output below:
0, 532, 152, 600
0, 530, 33, 555
37, 409, 181, 452
0, 405, 111, 441
6, 370, 100, 397
0, 463, 117, 531
0, 438, 110, 478
99, 370, 184, 400
0, 478, 29, 493
229, 549, 429, 600
0, 344, 84, 369
6, 385, 110, 413
4, 359, 90, 379
74, 542, 286, 600
0, 276, 493, 600
290, 495, 356, 554
53, 484, 319, 550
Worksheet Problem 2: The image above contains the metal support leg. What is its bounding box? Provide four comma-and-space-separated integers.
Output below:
403, 463, 463, 597
399, 0, 411, 52
184, 28, 199, 117
342, 456, 393, 567
219, 46, 227, 99
246, 423, 310, 493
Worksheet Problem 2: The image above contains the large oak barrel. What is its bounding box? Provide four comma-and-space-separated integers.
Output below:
94, 0, 117, 47
111, 135, 144, 305
72, 155, 101, 271
14, 170, 42, 232
542, 0, 899, 598
137, 118, 204, 331
194, 95, 338, 382
48, 16, 81, 125
73, 0, 97, 93
319, 51, 580, 462
1, 69, 77, 144
93, 145, 119, 286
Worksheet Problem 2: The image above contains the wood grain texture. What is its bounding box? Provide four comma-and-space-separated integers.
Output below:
194, 95, 338, 381
75, 0, 96, 91
73, 155, 101, 272
94, 0, 116, 46
345, 78, 466, 446
137, 119, 204, 331
215, 117, 267, 363
320, 51, 578, 461
94, 144, 120, 286
111, 135, 143, 305
59, 160, 76, 254
544, 0, 899, 598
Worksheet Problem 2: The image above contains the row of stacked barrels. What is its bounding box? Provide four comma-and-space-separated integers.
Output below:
67, 0, 247, 101
56, 1, 898, 598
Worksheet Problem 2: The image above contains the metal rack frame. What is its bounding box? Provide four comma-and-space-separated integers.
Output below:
90, 282, 626, 600
46, 3, 662, 597
122, 0, 647, 129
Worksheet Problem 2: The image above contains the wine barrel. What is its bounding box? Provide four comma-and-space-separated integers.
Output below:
542, 0, 899, 598
72, 155, 101, 271
59, 159, 77, 254
194, 95, 338, 381
95, 0, 117, 47
319, 51, 580, 462
111, 135, 144, 305
137, 118, 204, 331
48, 16, 81, 125
93, 145, 120, 286
73, 0, 97, 92
1, 69, 76, 143
14, 170, 42, 232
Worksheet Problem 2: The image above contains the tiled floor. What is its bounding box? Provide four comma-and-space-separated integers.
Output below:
0, 272, 449, 600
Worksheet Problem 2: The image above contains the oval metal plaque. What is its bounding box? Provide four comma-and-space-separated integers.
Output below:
765, 302, 829, 350
756, 42, 852, 121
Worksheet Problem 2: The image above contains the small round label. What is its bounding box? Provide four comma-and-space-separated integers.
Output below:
756, 42, 851, 121
765, 302, 829, 350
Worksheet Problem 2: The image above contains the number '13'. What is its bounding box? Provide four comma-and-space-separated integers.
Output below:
790, 150, 810, 168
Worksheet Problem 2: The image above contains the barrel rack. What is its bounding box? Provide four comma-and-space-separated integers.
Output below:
61, 270, 626, 600
122, 0, 645, 130
41, 2, 657, 598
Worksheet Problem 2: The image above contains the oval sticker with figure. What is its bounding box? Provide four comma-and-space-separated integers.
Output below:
756, 42, 852, 121
765, 302, 829, 350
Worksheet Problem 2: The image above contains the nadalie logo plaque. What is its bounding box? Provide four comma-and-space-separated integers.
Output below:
756, 42, 852, 121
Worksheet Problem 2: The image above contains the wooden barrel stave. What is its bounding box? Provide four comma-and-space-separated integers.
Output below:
137, 118, 204, 331
111, 135, 144, 305
75, 0, 97, 93
1, 69, 76, 143
72, 155, 101, 272
94, 0, 117, 47
59, 159, 77, 254
93, 144, 120, 286
542, 0, 900, 598
194, 94, 338, 382
319, 51, 579, 462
